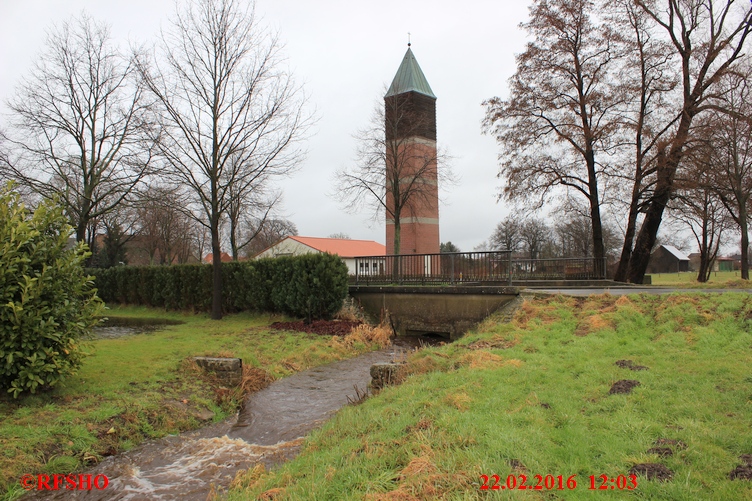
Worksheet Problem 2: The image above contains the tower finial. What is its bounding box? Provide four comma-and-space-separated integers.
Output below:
407, 32, 411, 47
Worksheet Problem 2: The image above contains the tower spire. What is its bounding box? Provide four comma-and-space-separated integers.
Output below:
385, 46, 435, 98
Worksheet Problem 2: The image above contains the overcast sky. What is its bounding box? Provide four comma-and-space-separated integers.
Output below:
0, 0, 532, 251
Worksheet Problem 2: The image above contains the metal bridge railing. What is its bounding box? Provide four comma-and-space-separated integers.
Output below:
352, 252, 607, 285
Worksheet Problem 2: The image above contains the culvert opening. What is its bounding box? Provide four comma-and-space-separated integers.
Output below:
402, 330, 452, 347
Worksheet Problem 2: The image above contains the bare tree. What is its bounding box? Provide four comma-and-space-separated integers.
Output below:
519, 218, 553, 260
671, 157, 731, 281
328, 232, 352, 240
243, 218, 298, 257
608, 0, 679, 281
490, 215, 522, 253
225, 171, 281, 261
483, 0, 624, 276
624, 0, 752, 283
553, 208, 621, 258
135, 186, 196, 265
704, 66, 752, 279
91, 204, 140, 267
335, 96, 452, 255
2, 14, 153, 245
137, 0, 310, 319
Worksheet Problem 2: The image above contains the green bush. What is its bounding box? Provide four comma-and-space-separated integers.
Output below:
275, 253, 349, 322
0, 186, 104, 397
90, 253, 349, 321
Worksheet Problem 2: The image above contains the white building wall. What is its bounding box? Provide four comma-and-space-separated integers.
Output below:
254, 238, 318, 259
255, 237, 372, 275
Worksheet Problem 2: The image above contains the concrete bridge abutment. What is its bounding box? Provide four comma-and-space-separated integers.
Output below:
348, 285, 520, 340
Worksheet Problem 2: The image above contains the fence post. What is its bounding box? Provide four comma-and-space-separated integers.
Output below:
508, 251, 512, 286
450, 254, 455, 285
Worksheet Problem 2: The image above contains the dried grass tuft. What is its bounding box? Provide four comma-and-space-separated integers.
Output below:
344, 322, 393, 348
458, 350, 506, 369
334, 297, 366, 322
615, 295, 634, 308
400, 455, 438, 477
258, 487, 286, 500
575, 313, 613, 336
239, 366, 274, 394
444, 392, 472, 411
230, 463, 266, 491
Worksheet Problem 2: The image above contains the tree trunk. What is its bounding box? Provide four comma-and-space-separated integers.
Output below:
625, 177, 671, 283
740, 202, 749, 280
76, 219, 87, 244
614, 178, 642, 282
697, 218, 710, 283
697, 254, 710, 282
230, 220, 239, 261
210, 209, 223, 320
626, 113, 693, 284
585, 149, 606, 278
392, 220, 401, 279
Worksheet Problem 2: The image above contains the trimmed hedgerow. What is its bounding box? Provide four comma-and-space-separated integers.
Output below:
89, 253, 349, 320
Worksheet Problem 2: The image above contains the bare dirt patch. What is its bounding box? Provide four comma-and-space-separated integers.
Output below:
730, 455, 752, 480
629, 463, 673, 481
509, 459, 527, 473
609, 379, 641, 395
270, 320, 362, 336
615, 359, 649, 371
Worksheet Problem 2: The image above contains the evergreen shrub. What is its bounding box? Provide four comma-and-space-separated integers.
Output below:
0, 186, 103, 397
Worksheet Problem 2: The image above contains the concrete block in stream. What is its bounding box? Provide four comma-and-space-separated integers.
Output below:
192, 357, 242, 386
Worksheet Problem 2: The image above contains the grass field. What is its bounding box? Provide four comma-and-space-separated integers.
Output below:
649, 270, 750, 288
227, 293, 752, 500
0, 306, 381, 501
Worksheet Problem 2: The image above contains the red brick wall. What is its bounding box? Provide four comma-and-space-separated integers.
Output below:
385, 140, 440, 255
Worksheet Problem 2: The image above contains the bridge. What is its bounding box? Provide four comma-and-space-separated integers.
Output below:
348, 251, 612, 339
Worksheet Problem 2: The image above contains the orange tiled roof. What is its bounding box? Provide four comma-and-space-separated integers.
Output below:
290, 236, 385, 257
203, 252, 233, 263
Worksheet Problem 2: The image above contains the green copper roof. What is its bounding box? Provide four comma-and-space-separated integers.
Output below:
385, 47, 436, 99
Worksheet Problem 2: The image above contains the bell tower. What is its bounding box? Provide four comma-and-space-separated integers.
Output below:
384, 45, 440, 255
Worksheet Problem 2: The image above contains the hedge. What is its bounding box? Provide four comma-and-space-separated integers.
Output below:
89, 253, 349, 321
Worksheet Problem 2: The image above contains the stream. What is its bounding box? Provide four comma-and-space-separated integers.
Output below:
26, 339, 429, 500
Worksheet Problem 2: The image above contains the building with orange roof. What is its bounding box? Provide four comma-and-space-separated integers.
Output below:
253, 236, 385, 275
203, 252, 233, 263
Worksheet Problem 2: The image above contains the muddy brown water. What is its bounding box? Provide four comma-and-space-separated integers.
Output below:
93, 317, 185, 340
26, 337, 435, 500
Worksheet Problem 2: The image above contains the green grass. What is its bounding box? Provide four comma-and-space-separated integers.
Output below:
0, 305, 378, 500
227, 293, 752, 500
649, 270, 750, 288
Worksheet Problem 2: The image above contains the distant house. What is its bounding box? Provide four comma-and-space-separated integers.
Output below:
203, 252, 233, 263
254, 236, 386, 274
715, 257, 734, 272
688, 253, 734, 273
647, 245, 690, 273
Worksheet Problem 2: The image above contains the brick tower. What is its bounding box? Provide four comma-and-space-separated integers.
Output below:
384, 46, 440, 255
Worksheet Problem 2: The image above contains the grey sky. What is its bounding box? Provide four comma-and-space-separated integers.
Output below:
0, 0, 531, 252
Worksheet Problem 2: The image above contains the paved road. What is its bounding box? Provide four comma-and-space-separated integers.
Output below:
527, 287, 752, 296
